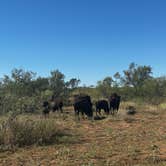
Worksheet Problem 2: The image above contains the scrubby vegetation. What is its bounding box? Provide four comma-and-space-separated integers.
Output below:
0, 114, 72, 151
0, 62, 166, 115
0, 63, 165, 165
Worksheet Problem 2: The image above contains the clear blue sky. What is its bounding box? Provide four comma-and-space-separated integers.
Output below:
0, 0, 166, 85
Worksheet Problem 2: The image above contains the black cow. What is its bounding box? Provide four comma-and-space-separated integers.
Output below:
73, 95, 93, 120
42, 101, 50, 118
50, 96, 63, 113
109, 93, 121, 115
95, 100, 109, 116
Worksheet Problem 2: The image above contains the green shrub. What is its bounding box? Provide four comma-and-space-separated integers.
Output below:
159, 103, 166, 110
0, 96, 41, 115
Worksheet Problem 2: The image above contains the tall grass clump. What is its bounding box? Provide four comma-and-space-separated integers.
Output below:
0, 114, 66, 150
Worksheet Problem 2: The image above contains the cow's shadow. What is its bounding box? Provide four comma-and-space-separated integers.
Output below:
94, 116, 107, 121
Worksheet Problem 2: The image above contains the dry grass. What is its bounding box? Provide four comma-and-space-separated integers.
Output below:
0, 103, 165, 166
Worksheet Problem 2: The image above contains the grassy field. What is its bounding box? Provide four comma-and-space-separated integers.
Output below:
0, 103, 165, 166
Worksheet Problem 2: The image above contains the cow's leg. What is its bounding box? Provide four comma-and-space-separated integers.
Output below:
105, 108, 109, 115
96, 108, 99, 116
114, 105, 118, 114
60, 106, 63, 113
111, 107, 114, 115
103, 108, 106, 115
107, 106, 110, 115
116, 107, 118, 114
58, 108, 60, 114
99, 109, 102, 116
43, 108, 49, 118
116, 104, 120, 114
109, 105, 112, 115
75, 110, 80, 121
110, 107, 112, 115
112, 107, 116, 115
81, 110, 85, 119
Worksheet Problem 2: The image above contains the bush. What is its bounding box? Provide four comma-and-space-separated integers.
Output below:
126, 105, 137, 115
0, 96, 41, 115
159, 103, 166, 110
0, 115, 65, 149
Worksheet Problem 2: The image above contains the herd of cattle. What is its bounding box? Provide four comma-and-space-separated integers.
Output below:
42, 93, 121, 119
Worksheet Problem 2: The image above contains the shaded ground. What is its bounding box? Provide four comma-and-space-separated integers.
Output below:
0, 105, 165, 166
